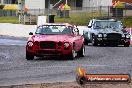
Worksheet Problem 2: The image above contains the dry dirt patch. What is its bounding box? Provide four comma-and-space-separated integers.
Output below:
0, 82, 132, 88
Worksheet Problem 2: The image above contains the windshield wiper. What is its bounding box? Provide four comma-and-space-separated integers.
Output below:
35, 33, 46, 35
46, 34, 59, 35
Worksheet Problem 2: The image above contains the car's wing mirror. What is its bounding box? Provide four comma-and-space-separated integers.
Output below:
29, 32, 33, 35
75, 28, 79, 35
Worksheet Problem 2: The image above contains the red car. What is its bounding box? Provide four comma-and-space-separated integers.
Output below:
26, 23, 85, 60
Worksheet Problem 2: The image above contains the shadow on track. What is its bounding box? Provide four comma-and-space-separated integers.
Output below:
85, 43, 130, 47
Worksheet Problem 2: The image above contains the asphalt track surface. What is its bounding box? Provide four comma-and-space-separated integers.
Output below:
0, 37, 132, 86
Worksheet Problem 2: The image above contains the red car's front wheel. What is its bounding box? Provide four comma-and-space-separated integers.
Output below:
26, 51, 34, 60
66, 49, 76, 60
77, 45, 85, 57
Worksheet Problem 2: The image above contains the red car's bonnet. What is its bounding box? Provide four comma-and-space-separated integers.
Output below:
32, 35, 75, 42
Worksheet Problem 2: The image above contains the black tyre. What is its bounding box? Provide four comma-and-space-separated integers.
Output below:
26, 51, 34, 60
84, 39, 88, 45
76, 76, 87, 85
69, 49, 76, 60
77, 45, 85, 57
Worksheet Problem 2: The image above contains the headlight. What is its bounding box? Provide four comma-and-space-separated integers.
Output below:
103, 34, 107, 37
122, 34, 125, 37
64, 42, 70, 48
126, 35, 130, 38
27, 41, 33, 47
97, 34, 102, 37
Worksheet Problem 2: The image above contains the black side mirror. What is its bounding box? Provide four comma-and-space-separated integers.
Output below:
75, 28, 79, 35
29, 32, 33, 35
76, 28, 79, 35
88, 25, 92, 28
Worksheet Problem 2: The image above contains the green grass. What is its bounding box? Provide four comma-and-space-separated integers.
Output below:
121, 17, 132, 28
54, 11, 120, 26
55, 12, 101, 25
0, 15, 132, 27
55, 17, 89, 25
55, 16, 132, 27
0, 16, 19, 24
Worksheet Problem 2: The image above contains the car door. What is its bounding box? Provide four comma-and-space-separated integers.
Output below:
73, 28, 83, 52
87, 20, 94, 41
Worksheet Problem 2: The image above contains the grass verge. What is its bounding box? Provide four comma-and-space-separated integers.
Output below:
0, 16, 19, 24
0, 15, 132, 27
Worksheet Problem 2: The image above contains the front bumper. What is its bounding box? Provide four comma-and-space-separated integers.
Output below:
96, 37, 130, 45
26, 47, 72, 57
35, 49, 63, 57
26, 41, 73, 57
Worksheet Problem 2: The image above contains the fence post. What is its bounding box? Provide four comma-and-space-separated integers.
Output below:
108, 6, 110, 18
123, 7, 126, 19
130, 28, 132, 45
116, 8, 117, 19
100, 6, 102, 18
92, 7, 93, 18
39, 8, 40, 15
30, 15, 31, 24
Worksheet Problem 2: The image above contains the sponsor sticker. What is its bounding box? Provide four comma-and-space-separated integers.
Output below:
76, 67, 131, 85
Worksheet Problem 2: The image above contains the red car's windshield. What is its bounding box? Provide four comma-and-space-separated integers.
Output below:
35, 25, 73, 35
